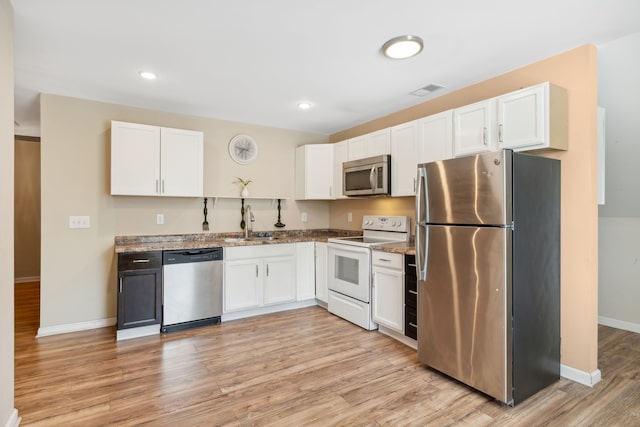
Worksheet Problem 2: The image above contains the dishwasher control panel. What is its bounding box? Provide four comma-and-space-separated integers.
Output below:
163, 248, 223, 265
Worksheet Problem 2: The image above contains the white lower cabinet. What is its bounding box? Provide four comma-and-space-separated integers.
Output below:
224, 244, 295, 313
224, 259, 262, 312
315, 242, 328, 304
295, 242, 316, 301
371, 251, 404, 333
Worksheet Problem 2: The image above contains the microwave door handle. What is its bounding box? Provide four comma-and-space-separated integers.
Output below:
370, 166, 376, 191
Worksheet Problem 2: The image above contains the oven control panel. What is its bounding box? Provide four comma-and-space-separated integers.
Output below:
362, 215, 410, 232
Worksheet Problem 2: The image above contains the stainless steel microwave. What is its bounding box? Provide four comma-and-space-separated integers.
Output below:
343, 155, 391, 196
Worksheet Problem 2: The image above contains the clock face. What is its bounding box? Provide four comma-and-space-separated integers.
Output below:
229, 134, 258, 164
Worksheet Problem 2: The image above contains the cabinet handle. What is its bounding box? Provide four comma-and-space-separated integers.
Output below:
155, 179, 159, 194
132, 259, 150, 263
409, 322, 418, 328
498, 124, 504, 143
378, 258, 391, 262
329, 185, 333, 198
119, 277, 123, 293
483, 127, 488, 146
413, 178, 416, 193
162, 179, 165, 194
266, 264, 269, 277
407, 263, 416, 268
256, 264, 259, 277
409, 290, 418, 295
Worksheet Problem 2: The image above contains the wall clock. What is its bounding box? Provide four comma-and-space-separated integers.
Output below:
228, 134, 258, 164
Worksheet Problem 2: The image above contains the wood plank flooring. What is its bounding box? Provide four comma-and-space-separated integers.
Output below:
14, 282, 640, 426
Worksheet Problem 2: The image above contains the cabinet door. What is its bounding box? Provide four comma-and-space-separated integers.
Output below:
295, 144, 334, 200
391, 120, 419, 196
160, 127, 204, 197
347, 128, 391, 160
296, 242, 316, 301
372, 266, 404, 332
368, 128, 391, 157
263, 256, 296, 305
418, 110, 453, 164
117, 268, 162, 329
497, 85, 545, 151
347, 135, 368, 160
453, 99, 496, 157
315, 242, 328, 304
111, 121, 160, 196
333, 140, 348, 199
223, 259, 262, 312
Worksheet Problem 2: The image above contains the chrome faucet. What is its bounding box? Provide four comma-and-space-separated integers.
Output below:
244, 205, 255, 238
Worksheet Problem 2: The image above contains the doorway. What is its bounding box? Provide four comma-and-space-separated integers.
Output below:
14, 135, 41, 329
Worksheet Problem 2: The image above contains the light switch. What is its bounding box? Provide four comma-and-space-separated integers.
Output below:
69, 216, 90, 229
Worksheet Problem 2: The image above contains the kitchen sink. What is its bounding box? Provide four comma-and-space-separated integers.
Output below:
223, 236, 280, 243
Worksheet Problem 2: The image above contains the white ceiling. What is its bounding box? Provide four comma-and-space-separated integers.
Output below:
12, 0, 640, 136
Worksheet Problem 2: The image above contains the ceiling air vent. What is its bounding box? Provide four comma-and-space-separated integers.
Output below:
410, 84, 444, 97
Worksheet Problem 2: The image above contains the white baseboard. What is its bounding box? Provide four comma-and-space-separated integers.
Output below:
561, 364, 601, 387
14, 276, 40, 284
378, 325, 417, 350
117, 324, 159, 341
598, 316, 640, 334
3, 408, 20, 427
37, 317, 117, 337
222, 299, 317, 322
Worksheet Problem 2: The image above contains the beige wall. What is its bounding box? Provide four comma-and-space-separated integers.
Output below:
14, 138, 41, 280
0, 0, 16, 425
40, 94, 329, 329
329, 45, 600, 375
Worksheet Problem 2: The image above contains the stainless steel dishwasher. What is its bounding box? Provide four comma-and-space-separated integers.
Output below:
161, 247, 223, 333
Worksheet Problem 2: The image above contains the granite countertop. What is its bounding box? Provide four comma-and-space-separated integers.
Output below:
373, 240, 416, 256
114, 229, 362, 253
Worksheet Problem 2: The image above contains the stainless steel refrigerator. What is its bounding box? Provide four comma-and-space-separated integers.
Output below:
415, 149, 560, 405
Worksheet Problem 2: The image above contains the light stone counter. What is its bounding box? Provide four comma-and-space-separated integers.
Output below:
114, 229, 361, 253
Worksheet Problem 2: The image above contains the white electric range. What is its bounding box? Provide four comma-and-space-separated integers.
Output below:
327, 215, 410, 330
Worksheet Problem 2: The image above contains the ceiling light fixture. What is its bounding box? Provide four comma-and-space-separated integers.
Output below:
297, 102, 312, 110
139, 71, 157, 80
381, 35, 424, 59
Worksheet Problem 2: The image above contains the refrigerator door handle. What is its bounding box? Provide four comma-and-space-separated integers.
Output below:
416, 223, 428, 281
416, 167, 428, 223
415, 167, 428, 281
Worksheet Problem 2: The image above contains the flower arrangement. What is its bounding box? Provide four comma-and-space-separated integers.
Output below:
234, 177, 252, 197
233, 177, 252, 188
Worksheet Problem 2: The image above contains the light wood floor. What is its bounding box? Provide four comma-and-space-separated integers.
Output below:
14, 282, 640, 426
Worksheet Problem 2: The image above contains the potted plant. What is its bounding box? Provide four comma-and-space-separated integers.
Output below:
234, 177, 252, 197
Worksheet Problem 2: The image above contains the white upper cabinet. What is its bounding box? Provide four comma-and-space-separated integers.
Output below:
159, 127, 204, 197
332, 140, 349, 199
295, 144, 334, 200
418, 110, 453, 164
391, 120, 419, 196
453, 99, 497, 157
111, 121, 203, 197
497, 82, 568, 152
347, 128, 391, 160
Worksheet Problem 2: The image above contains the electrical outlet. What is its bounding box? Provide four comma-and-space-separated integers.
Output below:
69, 216, 90, 229
348, 212, 353, 222
157, 214, 164, 225
301, 212, 308, 222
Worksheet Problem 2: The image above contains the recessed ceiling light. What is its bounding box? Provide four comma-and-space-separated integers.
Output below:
297, 102, 312, 110
139, 71, 157, 80
381, 35, 424, 59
